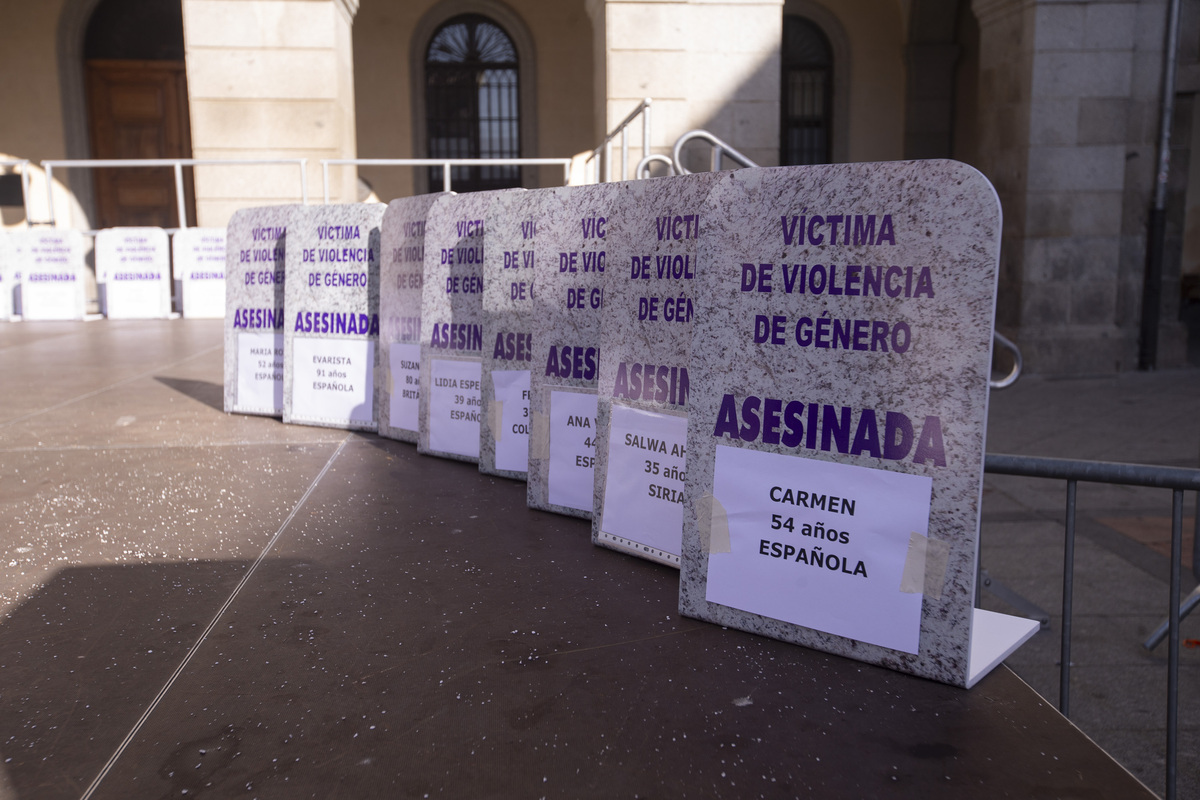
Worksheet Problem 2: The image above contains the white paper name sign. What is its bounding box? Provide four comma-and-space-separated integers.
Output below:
283, 204, 385, 431
224, 206, 295, 416
378, 194, 445, 443
96, 228, 171, 318
679, 161, 1037, 688
418, 190, 518, 463
174, 228, 227, 318
592, 174, 720, 565
480, 190, 547, 479
526, 184, 621, 519
17, 229, 86, 321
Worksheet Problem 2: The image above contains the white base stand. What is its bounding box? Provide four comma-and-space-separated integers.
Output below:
966, 608, 1040, 688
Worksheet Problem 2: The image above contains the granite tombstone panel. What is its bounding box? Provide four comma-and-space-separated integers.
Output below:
283, 204, 384, 431
526, 183, 621, 519
16, 229, 86, 321
95, 228, 172, 319
592, 173, 722, 565
678, 161, 1037, 688
378, 194, 446, 443
479, 190, 549, 479
223, 205, 294, 416
418, 190, 518, 462
174, 228, 227, 319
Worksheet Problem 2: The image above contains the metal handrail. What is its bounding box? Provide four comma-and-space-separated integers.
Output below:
0, 159, 34, 228
984, 453, 1200, 800
319, 158, 573, 202
39, 158, 309, 228
636, 154, 676, 180
671, 129, 760, 174
990, 331, 1023, 389
586, 98, 652, 183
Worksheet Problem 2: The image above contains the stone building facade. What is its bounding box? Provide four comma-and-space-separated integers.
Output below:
0, 0, 1197, 373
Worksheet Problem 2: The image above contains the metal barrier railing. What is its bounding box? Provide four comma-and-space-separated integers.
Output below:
39, 158, 309, 228
672, 129, 760, 174
984, 453, 1200, 800
320, 158, 573, 202
636, 153, 676, 180
586, 98, 652, 184
0, 159, 34, 227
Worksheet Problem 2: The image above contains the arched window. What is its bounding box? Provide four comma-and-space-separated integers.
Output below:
425, 14, 520, 193
780, 16, 832, 166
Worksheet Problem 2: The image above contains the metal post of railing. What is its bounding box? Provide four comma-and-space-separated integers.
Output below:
1060, 480, 1077, 715
299, 159, 308, 204
621, 127, 629, 183
642, 98, 651, 164
322, 162, 331, 204
1166, 489, 1183, 800
605, 140, 613, 183
173, 162, 187, 228
443, 163, 452, 193
562, 161, 571, 186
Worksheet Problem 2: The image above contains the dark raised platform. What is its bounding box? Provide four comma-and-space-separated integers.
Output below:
0, 320, 1154, 798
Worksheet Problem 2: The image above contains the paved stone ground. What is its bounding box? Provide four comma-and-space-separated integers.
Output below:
981, 367, 1200, 798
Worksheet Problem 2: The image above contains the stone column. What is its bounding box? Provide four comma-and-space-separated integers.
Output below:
972, 0, 1184, 373
589, 0, 784, 178
181, 0, 360, 226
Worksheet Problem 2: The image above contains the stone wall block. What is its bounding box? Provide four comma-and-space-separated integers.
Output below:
1025, 234, 1122, 281
1032, 51, 1132, 98
1082, 2, 1137, 50
1033, 3, 1085, 50
1069, 280, 1118, 324
1030, 97, 1080, 144
1019, 281, 1071, 326
1026, 190, 1123, 237
183, 0, 334, 49
607, 3, 686, 51
1027, 145, 1126, 192
1077, 97, 1130, 144
187, 49, 340, 100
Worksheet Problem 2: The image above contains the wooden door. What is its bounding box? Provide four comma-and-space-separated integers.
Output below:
86, 59, 195, 228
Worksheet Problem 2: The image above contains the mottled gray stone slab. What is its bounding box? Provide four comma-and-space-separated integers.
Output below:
679, 161, 1001, 688
0, 232, 14, 320
591, 173, 723, 565
378, 194, 445, 444
174, 228, 227, 319
526, 183, 622, 519
282, 203, 385, 431
479, 190, 549, 479
14, 229, 86, 321
418, 190, 519, 462
224, 205, 295, 416
95, 228, 172, 319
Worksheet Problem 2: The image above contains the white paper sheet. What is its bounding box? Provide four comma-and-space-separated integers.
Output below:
237, 332, 284, 413
548, 390, 598, 512
600, 405, 688, 556
492, 369, 530, 472
388, 343, 421, 432
429, 358, 482, 458
705, 445, 932, 654
292, 338, 374, 424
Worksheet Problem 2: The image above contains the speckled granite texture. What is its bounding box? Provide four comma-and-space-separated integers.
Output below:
478, 190, 547, 479
418, 190, 518, 462
678, 161, 1001, 688
526, 183, 621, 520
174, 228, 227, 319
591, 173, 723, 565
378, 194, 445, 443
282, 204, 384, 431
16, 229, 87, 321
223, 205, 295, 416
95, 228, 172, 319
